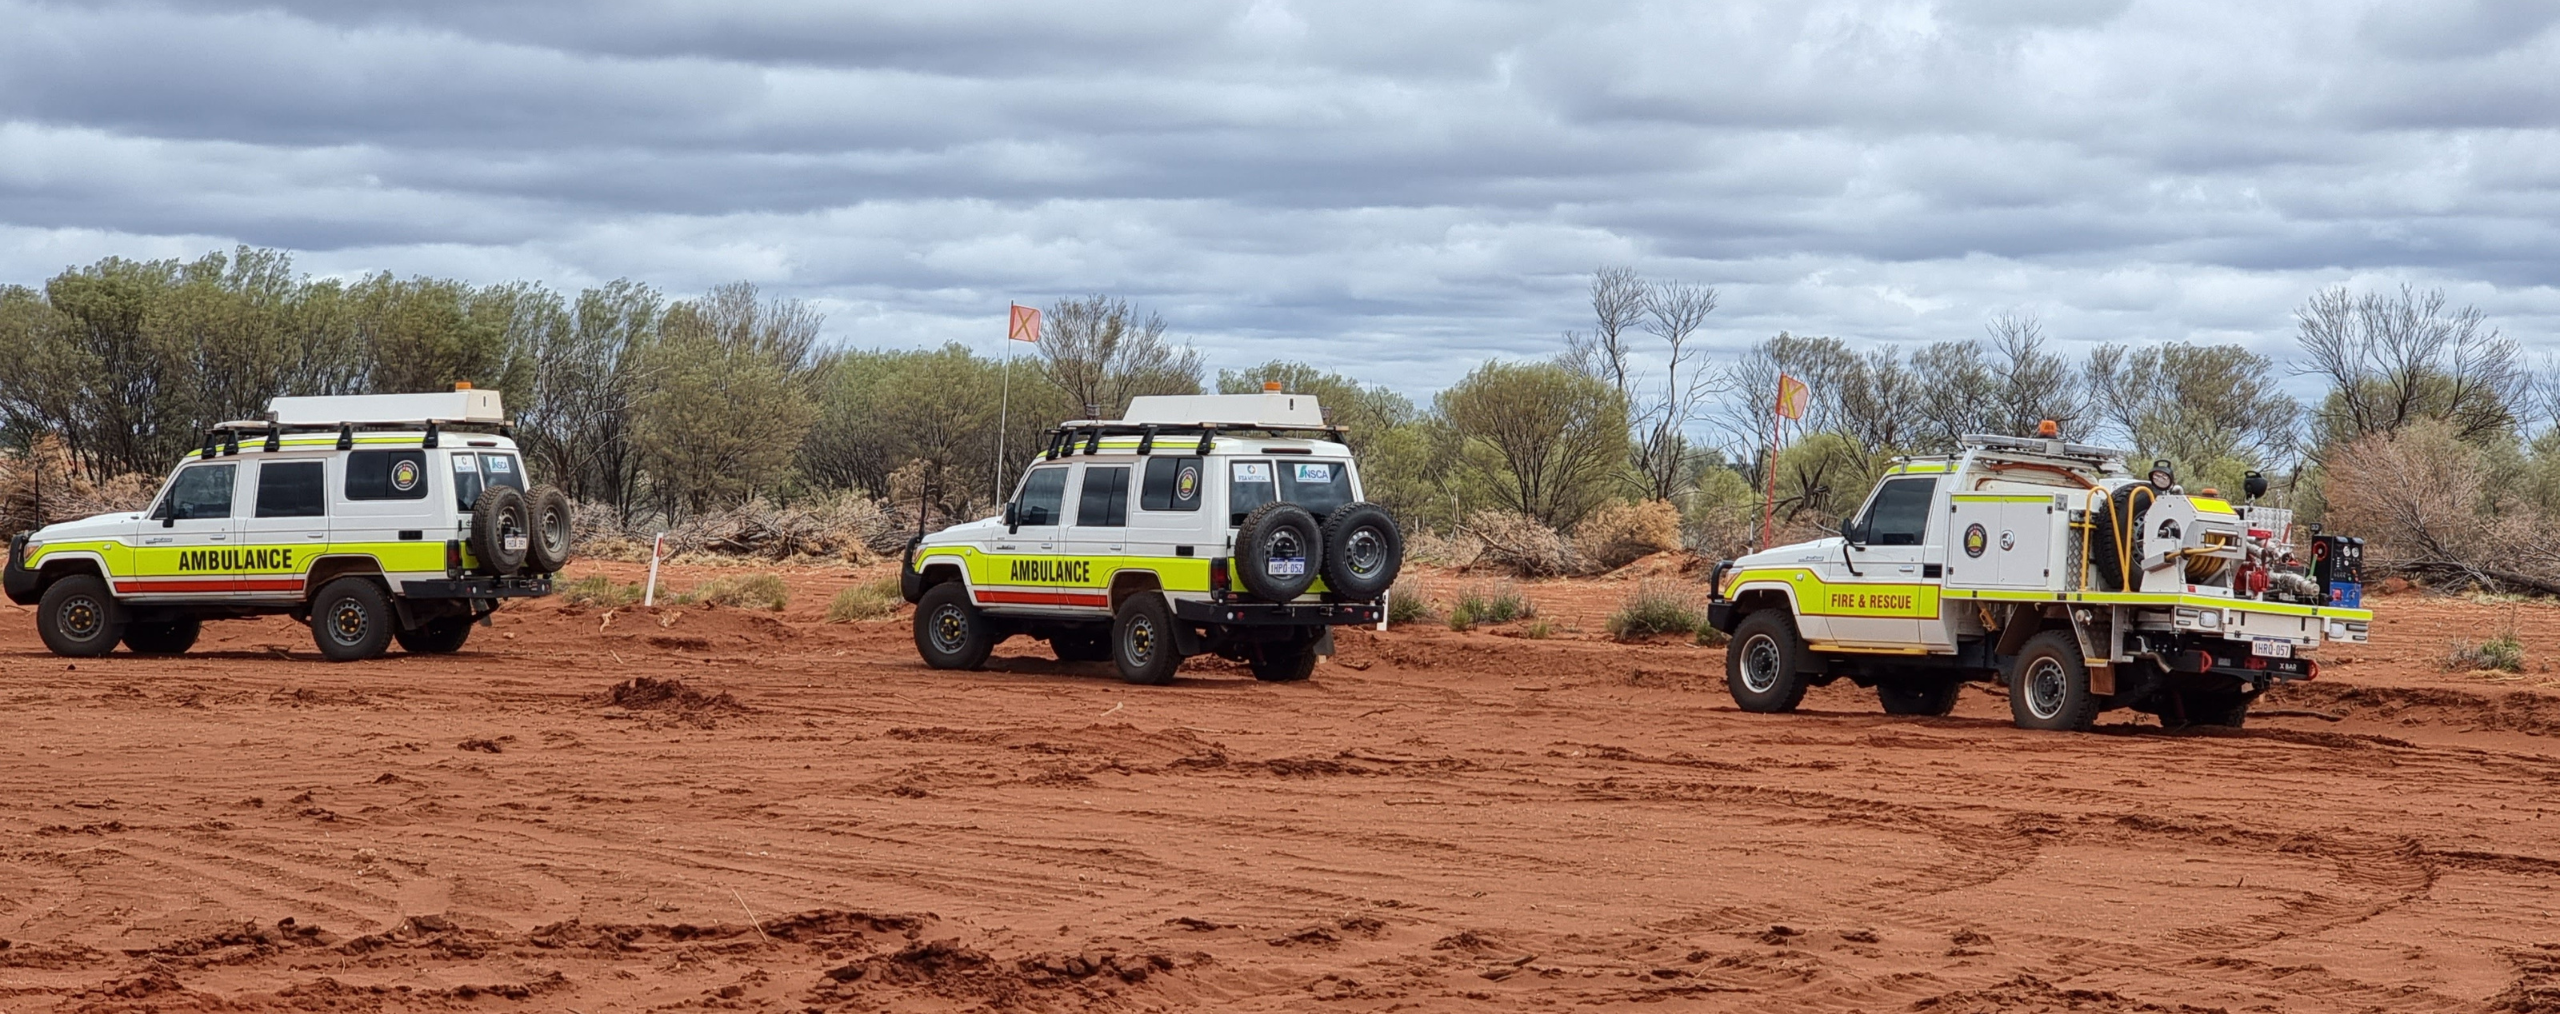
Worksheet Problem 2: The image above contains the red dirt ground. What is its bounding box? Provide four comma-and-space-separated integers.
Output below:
3, 560, 2558, 1012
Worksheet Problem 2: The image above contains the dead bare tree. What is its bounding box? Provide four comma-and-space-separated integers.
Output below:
1561, 267, 1647, 397
1631, 280, 1721, 501
2294, 283, 2522, 448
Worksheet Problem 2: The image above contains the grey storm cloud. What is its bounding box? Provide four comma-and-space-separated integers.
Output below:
1, 0, 2556, 411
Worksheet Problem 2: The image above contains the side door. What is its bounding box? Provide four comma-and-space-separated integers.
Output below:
979, 464, 1080, 612
127, 461, 242, 598
238, 457, 330, 599
1821, 475, 1940, 646
1060, 463, 1132, 614
1133, 455, 1209, 588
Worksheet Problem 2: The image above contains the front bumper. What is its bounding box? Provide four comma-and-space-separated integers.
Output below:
401, 574, 554, 599
1175, 598, 1382, 626
4, 535, 38, 606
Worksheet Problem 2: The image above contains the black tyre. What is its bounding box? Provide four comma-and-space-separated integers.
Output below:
1725, 609, 1812, 713
469, 484, 530, 576
1318, 502, 1402, 600
1247, 635, 1319, 683
395, 616, 474, 654
2008, 629, 2100, 731
1877, 676, 1961, 716
123, 618, 202, 656
37, 574, 124, 658
310, 577, 396, 662
1051, 628, 1111, 663
914, 582, 994, 670
1234, 502, 1321, 603
2164, 689, 2251, 729
1112, 593, 1182, 686
524, 485, 575, 574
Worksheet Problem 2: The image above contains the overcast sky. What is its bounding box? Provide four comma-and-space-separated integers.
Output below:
2, 0, 2555, 401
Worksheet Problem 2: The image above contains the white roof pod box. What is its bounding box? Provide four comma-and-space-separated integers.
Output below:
266, 390, 506, 427
1116, 392, 1326, 429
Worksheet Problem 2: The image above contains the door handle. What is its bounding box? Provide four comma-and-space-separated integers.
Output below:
1039, 543, 1055, 550
209, 534, 228, 541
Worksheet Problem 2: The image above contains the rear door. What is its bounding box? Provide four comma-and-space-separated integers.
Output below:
334, 448, 438, 579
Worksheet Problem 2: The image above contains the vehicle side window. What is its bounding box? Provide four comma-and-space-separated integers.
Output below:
1859, 477, 1937, 546
255, 461, 327, 518
1016, 467, 1069, 526
346, 450, 430, 501
1075, 466, 1130, 527
481, 453, 522, 491
1278, 460, 1351, 518
154, 464, 237, 521
1140, 456, 1203, 512
1228, 460, 1276, 525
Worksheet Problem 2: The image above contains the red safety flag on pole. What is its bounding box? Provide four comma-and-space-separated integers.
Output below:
1764, 373, 1808, 547
1008, 303, 1042, 343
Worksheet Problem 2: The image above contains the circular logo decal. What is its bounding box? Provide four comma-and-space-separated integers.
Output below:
1999, 530, 2015, 551
1962, 523, 1987, 558
1176, 466, 1199, 501
390, 459, 421, 491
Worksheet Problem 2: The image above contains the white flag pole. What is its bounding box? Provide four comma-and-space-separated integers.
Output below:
995, 308, 1015, 505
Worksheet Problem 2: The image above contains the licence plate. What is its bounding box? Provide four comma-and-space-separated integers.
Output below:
1267, 558, 1305, 576
2251, 637, 2292, 658
504, 536, 529, 552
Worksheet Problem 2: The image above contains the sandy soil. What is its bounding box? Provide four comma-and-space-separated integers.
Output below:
4, 560, 2559, 1012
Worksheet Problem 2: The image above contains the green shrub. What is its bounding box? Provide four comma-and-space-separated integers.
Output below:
1605, 580, 1706, 641
1452, 582, 1534, 625
2446, 633, 2526, 673
1520, 618, 1555, 639
675, 573, 791, 611
561, 574, 644, 609
1694, 623, 1729, 647
1447, 603, 1475, 632
1387, 578, 1432, 626
827, 576, 904, 622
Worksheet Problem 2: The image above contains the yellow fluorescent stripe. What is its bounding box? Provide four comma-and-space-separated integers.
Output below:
1727, 566, 2376, 623
916, 546, 1215, 594
1721, 567, 1939, 618
25, 539, 451, 579
1889, 462, 1953, 474
1806, 642, 1935, 655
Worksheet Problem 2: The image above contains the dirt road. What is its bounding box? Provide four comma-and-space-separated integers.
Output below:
4, 563, 2559, 1012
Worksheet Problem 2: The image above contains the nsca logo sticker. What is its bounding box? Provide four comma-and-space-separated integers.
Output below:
1176, 466, 1198, 501
390, 459, 421, 491
1962, 522, 1988, 558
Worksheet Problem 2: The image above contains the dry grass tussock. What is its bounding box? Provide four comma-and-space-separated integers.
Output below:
827, 576, 905, 622
576, 493, 911, 564
1576, 500, 1684, 571
2325, 422, 2560, 595
1435, 502, 1690, 578
0, 436, 157, 533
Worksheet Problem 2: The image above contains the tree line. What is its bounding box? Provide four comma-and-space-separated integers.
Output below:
2, 247, 2551, 587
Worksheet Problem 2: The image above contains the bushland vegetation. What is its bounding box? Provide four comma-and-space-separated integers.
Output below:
1, 248, 2550, 590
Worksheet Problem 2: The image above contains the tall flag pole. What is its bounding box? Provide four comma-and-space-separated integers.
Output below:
1766, 373, 1809, 548
996, 303, 1042, 505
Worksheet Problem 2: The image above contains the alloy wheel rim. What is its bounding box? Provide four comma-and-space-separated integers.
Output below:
1740, 633, 1782, 694
2026, 658, 2068, 719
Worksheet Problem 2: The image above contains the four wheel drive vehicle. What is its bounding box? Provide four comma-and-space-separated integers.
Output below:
5, 390, 575, 661
902, 390, 1404, 685
1706, 428, 2372, 731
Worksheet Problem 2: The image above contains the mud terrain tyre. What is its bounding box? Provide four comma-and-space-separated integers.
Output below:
1877, 676, 1961, 716
1726, 609, 1811, 713
38, 574, 124, 657
123, 618, 202, 656
395, 616, 474, 654
2009, 630, 2100, 731
470, 484, 530, 576
1112, 593, 1182, 686
2165, 689, 2250, 729
1234, 502, 1321, 603
915, 582, 994, 670
524, 485, 575, 574
310, 577, 396, 662
1051, 628, 1111, 663
1248, 633, 1320, 683
1318, 502, 1401, 600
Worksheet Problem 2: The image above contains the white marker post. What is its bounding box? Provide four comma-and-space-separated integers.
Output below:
644, 532, 667, 607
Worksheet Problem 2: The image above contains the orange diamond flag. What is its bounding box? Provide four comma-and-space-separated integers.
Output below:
1774, 373, 1810, 420
1008, 303, 1041, 343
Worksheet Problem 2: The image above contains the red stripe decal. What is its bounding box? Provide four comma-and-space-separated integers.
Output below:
114, 578, 305, 594
977, 590, 1110, 607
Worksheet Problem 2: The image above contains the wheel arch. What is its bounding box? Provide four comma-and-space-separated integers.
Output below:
303, 555, 389, 600
1107, 569, 1163, 612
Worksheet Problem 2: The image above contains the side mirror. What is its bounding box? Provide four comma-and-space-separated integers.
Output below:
162, 515, 176, 528
1003, 502, 1019, 533
1842, 518, 1868, 546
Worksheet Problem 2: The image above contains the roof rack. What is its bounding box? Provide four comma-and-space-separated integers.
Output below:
1960, 433, 2126, 464
1037, 420, 1347, 460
